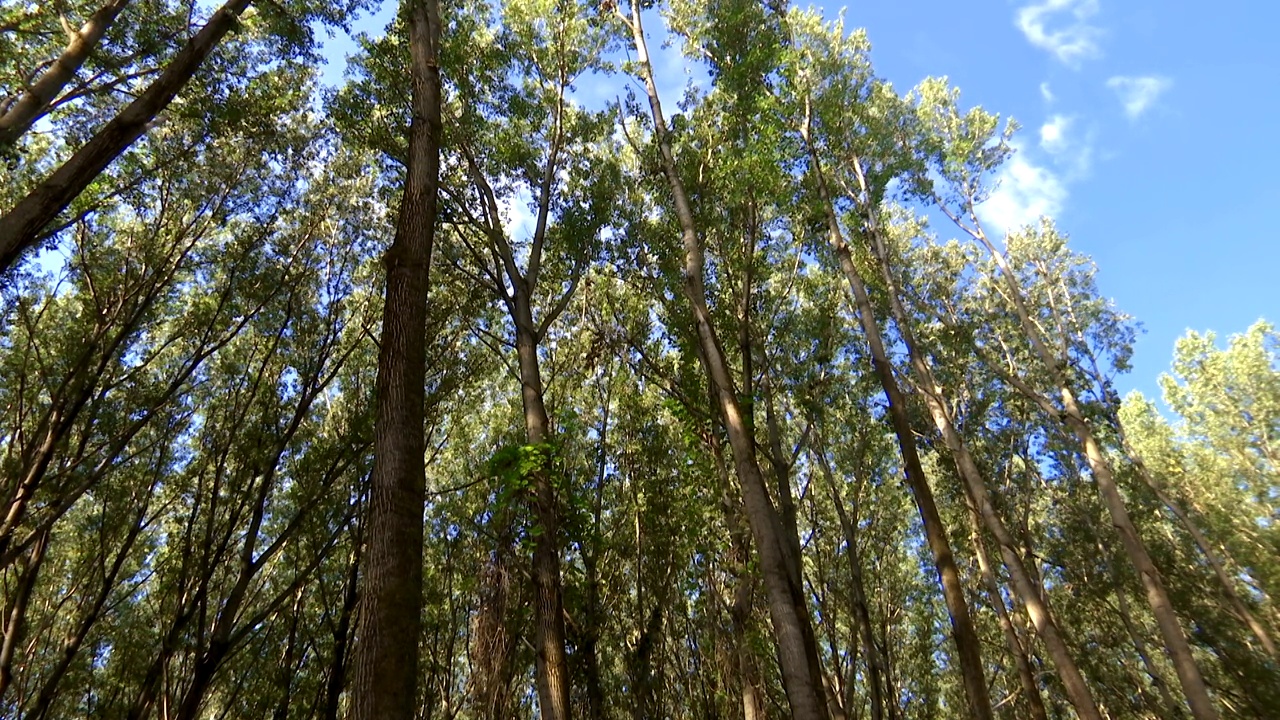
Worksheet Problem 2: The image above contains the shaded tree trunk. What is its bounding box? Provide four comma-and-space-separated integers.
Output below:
348, 0, 442, 717
513, 291, 572, 720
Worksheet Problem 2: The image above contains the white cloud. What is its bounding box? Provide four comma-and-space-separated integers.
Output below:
978, 143, 1067, 237
1106, 75, 1172, 120
1039, 114, 1072, 155
1037, 113, 1094, 178
1040, 81, 1055, 103
1016, 0, 1103, 67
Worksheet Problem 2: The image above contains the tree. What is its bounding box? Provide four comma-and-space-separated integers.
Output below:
348, 0, 443, 717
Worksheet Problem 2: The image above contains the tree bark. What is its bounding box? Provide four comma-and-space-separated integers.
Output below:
513, 290, 573, 720
348, 0, 442, 717
623, 7, 828, 719
0, 0, 133, 147
0, 0, 250, 273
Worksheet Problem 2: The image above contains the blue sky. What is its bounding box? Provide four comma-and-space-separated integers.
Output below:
319, 0, 1278, 402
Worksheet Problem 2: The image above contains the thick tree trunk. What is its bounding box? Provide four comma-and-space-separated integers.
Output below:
802, 141, 992, 720
624, 8, 828, 719
0, 0, 133, 147
0, 0, 254, 273
348, 0, 442, 717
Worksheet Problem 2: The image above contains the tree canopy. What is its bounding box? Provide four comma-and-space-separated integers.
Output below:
0, 0, 1275, 718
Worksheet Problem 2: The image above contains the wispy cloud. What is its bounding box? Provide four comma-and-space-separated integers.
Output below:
978, 142, 1068, 237
1016, 0, 1103, 67
1106, 75, 1172, 120
1039, 114, 1072, 155
1038, 114, 1093, 177
1040, 81, 1055, 103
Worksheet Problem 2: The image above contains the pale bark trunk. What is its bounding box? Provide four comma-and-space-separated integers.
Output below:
0, 0, 133, 146
968, 219, 1219, 720
348, 0, 442, 717
0, 0, 253, 273
623, 7, 827, 718
845, 158, 1101, 719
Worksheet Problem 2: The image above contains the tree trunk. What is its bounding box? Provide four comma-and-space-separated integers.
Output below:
348, 0, 442, 717
323, 544, 361, 720
0, 0, 250, 273
513, 291, 572, 720
811, 433, 889, 720
969, 222, 1218, 720
843, 158, 1102, 720
966, 505, 1049, 720
1129, 449, 1278, 660
711, 431, 768, 720
624, 7, 828, 719
0, 528, 48, 702
801, 137, 992, 720
0, 0, 133, 147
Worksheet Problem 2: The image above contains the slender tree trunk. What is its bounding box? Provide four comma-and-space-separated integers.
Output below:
0, 0, 253, 273
512, 291, 572, 720
965, 505, 1049, 720
812, 435, 888, 720
0, 0, 133, 146
842, 157, 1102, 720
323, 545, 361, 720
0, 528, 48, 702
968, 222, 1219, 720
801, 134, 992, 720
711, 431, 767, 720
623, 7, 828, 718
349, 0, 442, 717
1125, 444, 1278, 660
1113, 561, 1183, 717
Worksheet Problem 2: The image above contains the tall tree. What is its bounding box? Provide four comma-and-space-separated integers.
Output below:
348, 0, 443, 717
